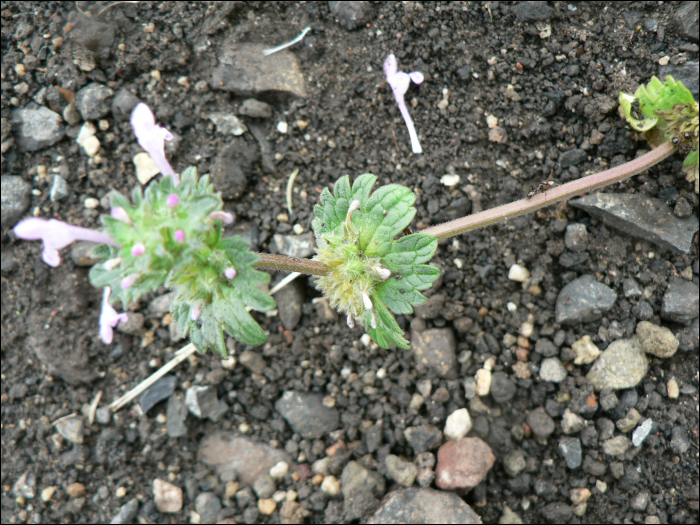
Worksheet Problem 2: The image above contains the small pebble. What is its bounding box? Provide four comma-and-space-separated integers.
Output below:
84, 197, 100, 209
41, 487, 56, 502
270, 461, 289, 479
596, 480, 607, 493
444, 408, 472, 441
258, 498, 277, 515
311, 474, 323, 485
321, 475, 341, 496
667, 378, 679, 399
508, 264, 530, 282
277, 121, 288, 134
475, 369, 492, 396
67, 483, 86, 498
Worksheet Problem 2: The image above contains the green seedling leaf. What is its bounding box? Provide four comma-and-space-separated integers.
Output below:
312, 173, 439, 349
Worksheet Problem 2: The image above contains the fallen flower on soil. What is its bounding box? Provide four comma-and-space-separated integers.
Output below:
99, 286, 128, 344
130, 102, 177, 184
384, 53, 424, 154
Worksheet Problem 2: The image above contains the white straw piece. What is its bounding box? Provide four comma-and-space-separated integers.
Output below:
263, 26, 312, 56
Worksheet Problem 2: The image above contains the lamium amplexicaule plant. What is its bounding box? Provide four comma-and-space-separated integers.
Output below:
13, 61, 698, 357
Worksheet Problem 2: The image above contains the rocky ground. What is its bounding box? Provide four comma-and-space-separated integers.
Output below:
1, 2, 698, 524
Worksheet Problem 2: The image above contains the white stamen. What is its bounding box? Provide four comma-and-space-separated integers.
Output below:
347, 314, 355, 329
263, 26, 312, 56
376, 267, 391, 280
346, 199, 360, 223
363, 292, 373, 310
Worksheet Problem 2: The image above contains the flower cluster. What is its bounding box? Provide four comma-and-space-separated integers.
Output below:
14, 103, 273, 356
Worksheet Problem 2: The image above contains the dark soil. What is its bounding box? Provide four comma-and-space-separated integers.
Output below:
1, 2, 698, 524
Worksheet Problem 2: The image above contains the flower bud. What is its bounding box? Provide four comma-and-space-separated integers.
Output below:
376, 267, 391, 280
363, 292, 373, 311
131, 242, 146, 256
224, 266, 237, 279
166, 194, 179, 208
121, 273, 139, 289
207, 211, 234, 224
191, 302, 202, 321
174, 229, 185, 243
104, 257, 123, 271
111, 207, 131, 223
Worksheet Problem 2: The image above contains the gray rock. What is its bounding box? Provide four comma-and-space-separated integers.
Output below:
539, 357, 567, 383
661, 277, 699, 323
239, 98, 273, 119
110, 498, 139, 524
564, 223, 588, 252
194, 492, 221, 523
616, 408, 642, 433
211, 42, 306, 99
148, 291, 177, 316
527, 407, 555, 440
534, 338, 558, 357
558, 252, 590, 268
75, 82, 114, 120
670, 426, 690, 454
556, 274, 617, 325
673, 5, 700, 45
50, 174, 69, 201
490, 371, 516, 404
69, 241, 100, 266
139, 375, 177, 415
111, 88, 141, 121
586, 337, 649, 391
541, 502, 573, 523
166, 392, 188, 438
403, 425, 442, 453
511, 1, 553, 22
185, 385, 220, 419
558, 437, 582, 469
630, 491, 649, 512
116, 312, 144, 335
559, 149, 588, 168
341, 461, 385, 499
623, 278, 642, 298
636, 321, 679, 357
207, 112, 247, 136
411, 328, 456, 377
11, 106, 65, 151
503, 448, 526, 477
570, 193, 699, 254
253, 474, 276, 499
385, 455, 418, 487
329, 1, 376, 31
272, 232, 316, 258
561, 409, 586, 434
276, 278, 304, 330
239, 350, 267, 374
675, 317, 699, 352
275, 391, 339, 438
602, 436, 631, 456
368, 487, 481, 524
1, 175, 32, 229
55, 415, 84, 444
210, 139, 258, 200
198, 433, 291, 487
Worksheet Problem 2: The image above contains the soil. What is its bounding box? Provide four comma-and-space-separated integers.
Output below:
1, 2, 698, 524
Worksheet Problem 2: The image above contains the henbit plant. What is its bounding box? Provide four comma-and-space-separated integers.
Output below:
13, 76, 695, 354
619, 75, 699, 192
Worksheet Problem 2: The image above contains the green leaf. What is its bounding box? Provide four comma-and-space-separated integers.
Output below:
351, 173, 378, 205
365, 298, 410, 349
358, 185, 416, 257
216, 288, 267, 346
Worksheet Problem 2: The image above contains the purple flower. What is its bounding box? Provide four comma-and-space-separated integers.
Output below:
174, 229, 185, 243
131, 242, 146, 257
166, 194, 179, 208
130, 102, 178, 185
384, 54, 424, 154
100, 286, 128, 344
224, 266, 237, 279
13, 218, 118, 268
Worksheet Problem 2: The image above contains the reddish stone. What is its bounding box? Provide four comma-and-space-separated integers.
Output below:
435, 438, 496, 491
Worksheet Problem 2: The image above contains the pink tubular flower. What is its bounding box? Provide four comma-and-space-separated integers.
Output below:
384, 53, 424, 154
13, 218, 118, 268
191, 301, 202, 321
130, 102, 178, 185
131, 242, 146, 256
100, 286, 128, 344
174, 229, 185, 243
224, 266, 237, 279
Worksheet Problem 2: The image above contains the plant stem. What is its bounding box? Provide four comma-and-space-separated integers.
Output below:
252, 141, 676, 275
421, 140, 676, 240
254, 253, 327, 276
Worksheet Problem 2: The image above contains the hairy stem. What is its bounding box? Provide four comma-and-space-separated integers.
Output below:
421, 140, 676, 240
252, 141, 676, 275
254, 253, 327, 276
